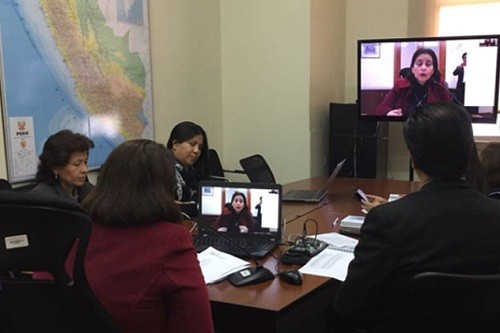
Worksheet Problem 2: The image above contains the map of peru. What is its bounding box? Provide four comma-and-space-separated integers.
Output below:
0, 0, 153, 181
40, 0, 146, 139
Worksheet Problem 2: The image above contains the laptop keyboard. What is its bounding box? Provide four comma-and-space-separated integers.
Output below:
193, 236, 275, 258
286, 189, 320, 199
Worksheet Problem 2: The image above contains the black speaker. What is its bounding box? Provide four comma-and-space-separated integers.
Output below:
329, 103, 377, 137
329, 103, 388, 178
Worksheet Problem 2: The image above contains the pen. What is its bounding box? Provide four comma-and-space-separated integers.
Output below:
332, 218, 339, 228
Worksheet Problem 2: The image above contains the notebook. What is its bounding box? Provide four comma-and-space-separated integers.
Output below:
339, 215, 365, 236
193, 181, 283, 258
282, 158, 346, 202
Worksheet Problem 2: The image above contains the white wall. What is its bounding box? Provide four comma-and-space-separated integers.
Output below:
219, 1, 310, 183
151, 0, 223, 148
345, 0, 411, 180
310, 0, 345, 177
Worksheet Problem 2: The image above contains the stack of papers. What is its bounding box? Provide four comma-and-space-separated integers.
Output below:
311, 232, 358, 253
339, 215, 365, 235
299, 249, 354, 281
302, 232, 358, 281
197, 247, 251, 284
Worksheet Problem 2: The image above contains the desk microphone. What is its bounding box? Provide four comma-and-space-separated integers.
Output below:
432, 79, 464, 107
186, 216, 275, 287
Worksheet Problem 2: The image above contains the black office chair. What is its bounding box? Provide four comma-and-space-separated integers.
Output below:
11, 181, 37, 192
239, 154, 276, 183
404, 271, 500, 332
0, 191, 121, 333
208, 148, 245, 182
0, 178, 12, 190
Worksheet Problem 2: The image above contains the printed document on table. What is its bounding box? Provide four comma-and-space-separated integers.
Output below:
299, 248, 354, 281
197, 247, 251, 284
309, 232, 358, 253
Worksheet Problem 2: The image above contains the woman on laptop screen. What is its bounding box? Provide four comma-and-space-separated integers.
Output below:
375, 48, 451, 116
213, 192, 256, 233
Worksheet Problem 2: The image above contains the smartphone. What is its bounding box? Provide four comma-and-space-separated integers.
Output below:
354, 188, 369, 202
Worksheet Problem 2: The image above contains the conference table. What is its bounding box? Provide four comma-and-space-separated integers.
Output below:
209, 177, 421, 333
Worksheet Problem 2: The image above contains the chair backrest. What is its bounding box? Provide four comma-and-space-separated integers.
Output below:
0, 191, 121, 333
239, 154, 276, 183
11, 181, 38, 192
404, 271, 500, 332
208, 148, 246, 182
208, 148, 226, 178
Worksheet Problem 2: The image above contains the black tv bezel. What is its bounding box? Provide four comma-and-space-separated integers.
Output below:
357, 34, 500, 123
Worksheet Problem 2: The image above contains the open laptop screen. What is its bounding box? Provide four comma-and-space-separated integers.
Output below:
198, 181, 282, 235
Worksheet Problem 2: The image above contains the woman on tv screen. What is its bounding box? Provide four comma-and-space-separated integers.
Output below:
374, 48, 451, 116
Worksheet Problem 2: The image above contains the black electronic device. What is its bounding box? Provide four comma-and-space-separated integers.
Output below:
279, 251, 310, 265
227, 266, 275, 287
195, 181, 282, 258
278, 269, 303, 285
329, 103, 388, 179
283, 158, 346, 202
288, 237, 328, 257
188, 217, 275, 287
358, 34, 500, 123
288, 219, 329, 258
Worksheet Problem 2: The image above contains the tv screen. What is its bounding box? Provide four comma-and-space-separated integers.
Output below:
358, 35, 500, 123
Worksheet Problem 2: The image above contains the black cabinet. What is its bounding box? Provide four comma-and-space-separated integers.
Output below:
329, 103, 388, 178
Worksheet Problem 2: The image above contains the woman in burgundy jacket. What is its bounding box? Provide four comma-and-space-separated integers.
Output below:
375, 48, 451, 117
81, 139, 213, 333
213, 191, 256, 233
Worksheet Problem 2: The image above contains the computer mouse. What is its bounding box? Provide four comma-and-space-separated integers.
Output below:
279, 269, 303, 285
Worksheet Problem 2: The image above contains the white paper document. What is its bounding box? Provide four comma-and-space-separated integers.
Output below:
197, 247, 251, 284
299, 248, 354, 281
388, 193, 404, 202
310, 232, 359, 253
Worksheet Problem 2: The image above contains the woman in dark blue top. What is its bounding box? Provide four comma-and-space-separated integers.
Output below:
31, 130, 94, 203
167, 121, 210, 216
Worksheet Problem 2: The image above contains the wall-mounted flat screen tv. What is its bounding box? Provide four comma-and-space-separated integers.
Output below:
358, 35, 499, 123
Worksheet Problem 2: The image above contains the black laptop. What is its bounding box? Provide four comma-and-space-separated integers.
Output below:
193, 181, 282, 258
282, 158, 346, 202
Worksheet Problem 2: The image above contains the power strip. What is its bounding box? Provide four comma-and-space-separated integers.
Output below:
288, 237, 328, 257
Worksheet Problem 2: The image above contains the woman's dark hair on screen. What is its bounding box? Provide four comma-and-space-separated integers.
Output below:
166, 121, 210, 179
82, 139, 182, 226
403, 102, 473, 180
229, 192, 250, 213
36, 130, 94, 185
409, 48, 442, 82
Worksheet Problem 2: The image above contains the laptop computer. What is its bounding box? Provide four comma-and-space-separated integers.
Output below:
282, 158, 346, 202
193, 181, 282, 258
